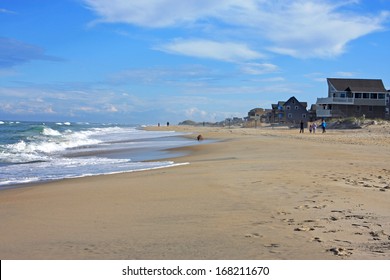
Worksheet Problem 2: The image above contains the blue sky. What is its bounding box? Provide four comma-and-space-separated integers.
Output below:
1, 0, 390, 124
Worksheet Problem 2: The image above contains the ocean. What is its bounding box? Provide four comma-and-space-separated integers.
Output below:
0, 121, 194, 188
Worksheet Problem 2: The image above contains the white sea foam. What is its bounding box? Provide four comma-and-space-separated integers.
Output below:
1, 125, 183, 164
3, 131, 101, 160
0, 122, 193, 187
42, 127, 62, 136
0, 158, 189, 186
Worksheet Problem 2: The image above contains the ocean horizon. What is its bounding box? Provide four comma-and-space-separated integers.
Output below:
0, 120, 195, 188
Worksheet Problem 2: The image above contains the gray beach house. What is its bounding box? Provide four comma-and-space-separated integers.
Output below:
271, 96, 309, 125
316, 78, 389, 119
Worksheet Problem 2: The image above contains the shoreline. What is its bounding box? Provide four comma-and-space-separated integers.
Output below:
0, 125, 389, 259
0, 130, 201, 190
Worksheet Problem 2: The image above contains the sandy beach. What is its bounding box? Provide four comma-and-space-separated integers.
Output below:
1, 124, 390, 260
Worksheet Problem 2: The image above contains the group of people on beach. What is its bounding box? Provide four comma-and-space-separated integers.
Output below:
157, 122, 170, 127
300, 120, 326, 133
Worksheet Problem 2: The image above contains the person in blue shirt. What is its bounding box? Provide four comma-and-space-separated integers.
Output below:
321, 119, 326, 133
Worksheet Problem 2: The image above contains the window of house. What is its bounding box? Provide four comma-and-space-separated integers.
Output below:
295, 106, 299, 110
363, 93, 370, 99
378, 94, 385, 99
371, 93, 378, 99
356, 106, 361, 112
355, 93, 362, 98
286, 106, 291, 110
302, 114, 306, 119
288, 113, 292, 118
340, 93, 346, 98
369, 106, 373, 112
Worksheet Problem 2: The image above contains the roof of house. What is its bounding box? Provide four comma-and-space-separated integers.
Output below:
285, 96, 307, 109
272, 97, 308, 110
328, 78, 387, 92
271, 101, 285, 109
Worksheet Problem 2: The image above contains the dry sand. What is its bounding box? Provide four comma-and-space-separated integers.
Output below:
1, 124, 390, 260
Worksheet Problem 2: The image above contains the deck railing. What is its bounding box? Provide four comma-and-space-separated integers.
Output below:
316, 97, 354, 104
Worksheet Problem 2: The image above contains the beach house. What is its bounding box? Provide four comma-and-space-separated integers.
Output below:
271, 96, 309, 125
316, 78, 388, 119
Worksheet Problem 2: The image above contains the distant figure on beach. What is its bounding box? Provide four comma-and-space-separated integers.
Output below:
197, 134, 204, 141
158, 123, 160, 127
299, 120, 304, 133
321, 120, 326, 133
313, 122, 317, 133
167, 122, 170, 127
309, 123, 313, 133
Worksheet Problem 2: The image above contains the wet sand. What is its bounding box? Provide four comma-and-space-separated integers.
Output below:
1, 125, 389, 259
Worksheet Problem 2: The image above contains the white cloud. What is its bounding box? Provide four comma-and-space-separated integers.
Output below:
305, 70, 360, 82
0, 8, 16, 14
75, 106, 97, 113
44, 107, 56, 114
109, 64, 223, 86
156, 39, 263, 62
335, 71, 358, 77
260, 77, 285, 82
304, 72, 326, 82
83, 0, 389, 59
185, 107, 208, 119
83, 0, 246, 28
239, 63, 279, 75
106, 105, 118, 112
258, 1, 389, 58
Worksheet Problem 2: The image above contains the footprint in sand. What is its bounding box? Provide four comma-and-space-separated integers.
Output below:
282, 218, 296, 225
245, 233, 262, 238
334, 239, 352, 244
328, 247, 353, 257
311, 237, 322, 243
352, 223, 370, 229
313, 205, 327, 209
277, 211, 291, 215
345, 214, 365, 220
323, 229, 341, 233
264, 243, 280, 248
294, 205, 310, 210
294, 226, 315, 232
330, 210, 345, 213
303, 219, 319, 223
369, 230, 390, 241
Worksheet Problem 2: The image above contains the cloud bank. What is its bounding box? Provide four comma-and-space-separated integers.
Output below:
0, 37, 62, 68
156, 39, 264, 62
83, 0, 389, 59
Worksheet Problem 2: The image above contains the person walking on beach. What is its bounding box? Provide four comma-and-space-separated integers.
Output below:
300, 120, 304, 133
313, 122, 317, 133
321, 119, 326, 133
